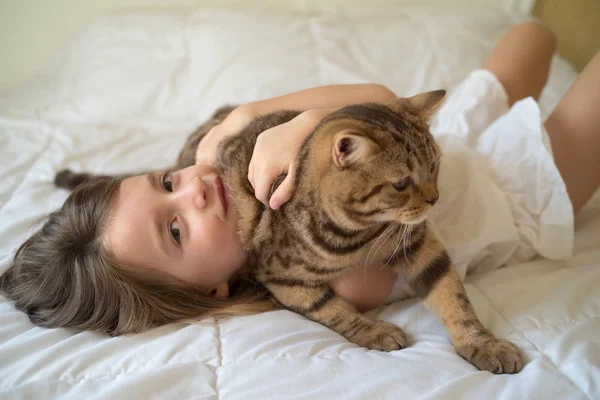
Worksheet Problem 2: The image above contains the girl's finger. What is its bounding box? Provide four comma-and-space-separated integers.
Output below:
254, 166, 278, 206
270, 165, 295, 210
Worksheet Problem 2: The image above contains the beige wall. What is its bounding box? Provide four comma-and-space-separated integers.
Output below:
533, 0, 600, 71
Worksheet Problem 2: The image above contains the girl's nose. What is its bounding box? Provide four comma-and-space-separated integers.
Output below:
179, 176, 206, 210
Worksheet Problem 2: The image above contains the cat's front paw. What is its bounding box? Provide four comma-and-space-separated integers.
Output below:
457, 336, 523, 374
347, 320, 408, 352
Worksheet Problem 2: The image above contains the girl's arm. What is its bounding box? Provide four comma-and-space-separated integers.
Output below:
242, 83, 396, 118
330, 264, 398, 312
196, 84, 397, 165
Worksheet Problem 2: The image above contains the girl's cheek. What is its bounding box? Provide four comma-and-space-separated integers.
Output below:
197, 220, 221, 247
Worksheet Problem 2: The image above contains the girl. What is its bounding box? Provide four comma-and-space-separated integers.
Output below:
1, 22, 599, 335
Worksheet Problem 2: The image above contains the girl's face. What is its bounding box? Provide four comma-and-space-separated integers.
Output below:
105, 164, 246, 297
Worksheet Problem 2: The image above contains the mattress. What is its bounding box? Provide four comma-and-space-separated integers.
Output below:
1, 5, 598, 399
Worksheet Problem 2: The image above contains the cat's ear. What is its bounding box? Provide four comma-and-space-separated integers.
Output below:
332, 132, 378, 167
396, 90, 446, 121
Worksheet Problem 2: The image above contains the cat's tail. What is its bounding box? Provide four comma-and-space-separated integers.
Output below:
54, 169, 115, 191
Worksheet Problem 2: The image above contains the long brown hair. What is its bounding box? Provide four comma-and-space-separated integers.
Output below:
0, 176, 274, 336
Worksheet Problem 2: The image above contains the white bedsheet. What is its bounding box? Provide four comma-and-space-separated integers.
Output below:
1, 6, 598, 399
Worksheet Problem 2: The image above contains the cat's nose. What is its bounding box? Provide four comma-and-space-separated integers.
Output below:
425, 195, 439, 205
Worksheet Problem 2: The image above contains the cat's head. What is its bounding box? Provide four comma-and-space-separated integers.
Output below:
308, 90, 445, 227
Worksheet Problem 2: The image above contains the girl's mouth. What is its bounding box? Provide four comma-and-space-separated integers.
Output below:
215, 176, 229, 217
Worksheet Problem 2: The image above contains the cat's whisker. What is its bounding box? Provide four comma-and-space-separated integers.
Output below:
362, 229, 384, 268
365, 225, 396, 269
364, 224, 396, 271
382, 227, 404, 269
402, 224, 413, 265
371, 224, 395, 250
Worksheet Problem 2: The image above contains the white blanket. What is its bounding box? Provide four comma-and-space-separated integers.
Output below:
1, 6, 598, 399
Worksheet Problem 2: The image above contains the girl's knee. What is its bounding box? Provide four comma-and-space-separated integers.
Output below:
512, 21, 557, 50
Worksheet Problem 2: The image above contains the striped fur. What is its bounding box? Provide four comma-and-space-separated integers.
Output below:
219, 91, 522, 373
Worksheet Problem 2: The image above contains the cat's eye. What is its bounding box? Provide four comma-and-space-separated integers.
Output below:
161, 173, 174, 192
430, 161, 436, 173
169, 220, 181, 245
393, 177, 411, 191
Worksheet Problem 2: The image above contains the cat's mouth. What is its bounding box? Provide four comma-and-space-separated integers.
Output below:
372, 208, 430, 225
403, 213, 429, 225
400, 207, 432, 225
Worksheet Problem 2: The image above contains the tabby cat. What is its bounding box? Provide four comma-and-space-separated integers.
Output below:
57, 92, 523, 374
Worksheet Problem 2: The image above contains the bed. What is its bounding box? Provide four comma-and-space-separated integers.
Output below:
1, 3, 599, 399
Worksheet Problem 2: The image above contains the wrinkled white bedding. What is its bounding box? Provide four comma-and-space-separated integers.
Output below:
1, 6, 598, 399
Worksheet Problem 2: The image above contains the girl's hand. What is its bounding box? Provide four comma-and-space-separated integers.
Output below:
248, 109, 332, 209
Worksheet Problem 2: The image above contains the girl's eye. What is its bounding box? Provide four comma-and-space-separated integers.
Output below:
393, 177, 411, 191
430, 161, 436, 173
161, 173, 174, 192
169, 220, 181, 245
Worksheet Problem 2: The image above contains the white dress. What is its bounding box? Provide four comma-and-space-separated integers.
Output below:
387, 70, 574, 302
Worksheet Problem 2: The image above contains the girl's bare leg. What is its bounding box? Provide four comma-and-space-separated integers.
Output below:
483, 21, 557, 106
481, 21, 600, 212
545, 51, 600, 213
